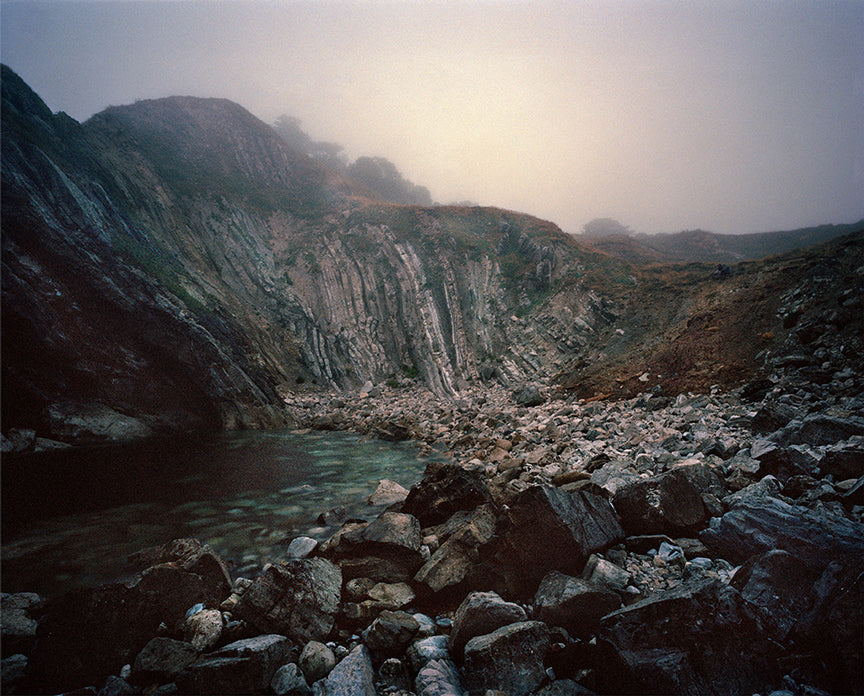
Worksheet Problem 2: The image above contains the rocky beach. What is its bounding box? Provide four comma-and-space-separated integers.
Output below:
4, 336, 863, 695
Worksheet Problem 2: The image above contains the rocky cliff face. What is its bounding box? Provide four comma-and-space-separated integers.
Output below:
1, 67, 606, 445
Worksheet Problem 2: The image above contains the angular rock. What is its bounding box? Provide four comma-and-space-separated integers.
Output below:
820, 445, 864, 480
235, 557, 341, 642
97, 675, 137, 696
730, 549, 818, 641
319, 512, 425, 583
462, 621, 551, 696
0, 592, 42, 655
512, 384, 545, 407
612, 468, 707, 536
367, 581, 415, 610
448, 591, 527, 661
596, 578, 781, 695
414, 504, 497, 595
406, 635, 451, 674
580, 554, 632, 592
788, 414, 864, 446
700, 497, 864, 568
177, 634, 292, 695
1, 654, 28, 693
286, 536, 319, 559
184, 607, 223, 652
415, 658, 465, 696
533, 570, 621, 638
361, 610, 420, 658
298, 641, 337, 684
367, 478, 410, 506
402, 462, 492, 527
271, 663, 312, 695
495, 485, 624, 595
312, 644, 376, 696
131, 637, 198, 682
27, 542, 232, 693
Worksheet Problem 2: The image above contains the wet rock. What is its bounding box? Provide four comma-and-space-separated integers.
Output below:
298, 641, 337, 684
176, 634, 292, 695
493, 485, 624, 595
286, 536, 319, 559
700, 497, 864, 567
361, 610, 420, 658
414, 504, 497, 595
402, 463, 492, 527
311, 644, 375, 696
235, 558, 341, 642
597, 578, 781, 695
271, 663, 311, 695
131, 637, 198, 683
533, 570, 621, 638
448, 591, 527, 661
184, 607, 222, 652
367, 478, 410, 506
612, 468, 707, 536
0, 591, 42, 655
462, 621, 551, 696
317, 506, 348, 527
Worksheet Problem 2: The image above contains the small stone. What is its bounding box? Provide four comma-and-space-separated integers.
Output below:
299, 641, 337, 684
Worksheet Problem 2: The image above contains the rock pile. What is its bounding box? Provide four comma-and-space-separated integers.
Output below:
4, 347, 863, 694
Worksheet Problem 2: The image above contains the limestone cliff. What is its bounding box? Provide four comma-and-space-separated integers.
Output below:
1, 66, 606, 445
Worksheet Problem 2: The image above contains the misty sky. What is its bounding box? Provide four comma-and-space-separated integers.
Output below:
2, 1, 863, 235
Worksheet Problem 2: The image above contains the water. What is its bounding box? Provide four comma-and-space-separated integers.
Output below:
1, 428, 443, 599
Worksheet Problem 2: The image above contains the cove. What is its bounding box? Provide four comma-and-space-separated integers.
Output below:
1, 428, 443, 599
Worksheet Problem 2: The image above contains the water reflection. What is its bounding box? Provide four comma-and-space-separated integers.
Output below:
1, 429, 442, 598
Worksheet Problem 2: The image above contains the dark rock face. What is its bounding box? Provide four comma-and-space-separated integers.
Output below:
402, 463, 492, 528
612, 468, 707, 536
597, 578, 781, 695
131, 637, 199, 683
532, 570, 621, 639
176, 634, 292, 695
700, 497, 864, 567
462, 621, 551, 696
494, 485, 624, 595
235, 558, 341, 642
27, 538, 232, 693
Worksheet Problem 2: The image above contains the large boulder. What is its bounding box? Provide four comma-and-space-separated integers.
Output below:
612, 468, 707, 536
319, 511, 425, 583
700, 497, 864, 568
361, 610, 420, 659
312, 644, 376, 696
596, 578, 782, 695
176, 634, 292, 695
235, 557, 341, 642
448, 591, 527, 661
532, 570, 621, 639
402, 463, 492, 527
0, 592, 42, 655
493, 485, 624, 595
27, 539, 232, 693
414, 504, 497, 595
131, 637, 199, 683
462, 621, 551, 696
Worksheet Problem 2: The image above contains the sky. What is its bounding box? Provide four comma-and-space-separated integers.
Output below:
2, 0, 863, 235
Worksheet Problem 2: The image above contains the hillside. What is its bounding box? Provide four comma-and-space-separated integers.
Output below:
2, 64, 861, 448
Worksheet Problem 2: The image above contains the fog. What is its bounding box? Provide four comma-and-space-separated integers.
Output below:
3, 0, 862, 235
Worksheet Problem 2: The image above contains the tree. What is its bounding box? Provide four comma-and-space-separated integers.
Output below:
581, 218, 633, 238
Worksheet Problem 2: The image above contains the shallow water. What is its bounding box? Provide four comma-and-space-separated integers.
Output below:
1, 429, 443, 599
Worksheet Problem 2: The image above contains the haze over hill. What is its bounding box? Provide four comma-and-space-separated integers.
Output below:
2, 0, 862, 235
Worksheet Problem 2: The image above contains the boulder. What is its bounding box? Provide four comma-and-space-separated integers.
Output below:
512, 384, 546, 407
361, 610, 420, 658
533, 570, 621, 638
271, 663, 312, 695
176, 634, 292, 695
596, 578, 781, 695
319, 512, 425, 583
286, 536, 319, 559
448, 591, 527, 661
298, 641, 337, 684
402, 462, 492, 527
494, 485, 624, 595
367, 479, 410, 506
184, 607, 223, 651
235, 557, 341, 642
820, 444, 864, 480
414, 504, 497, 595
415, 658, 465, 696
27, 540, 232, 693
700, 497, 864, 568
312, 644, 376, 696
131, 637, 198, 683
612, 468, 707, 536
406, 635, 451, 674
462, 621, 551, 696
787, 414, 864, 446
0, 592, 42, 655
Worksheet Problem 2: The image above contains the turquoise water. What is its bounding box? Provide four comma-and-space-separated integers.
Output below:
1, 429, 442, 599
